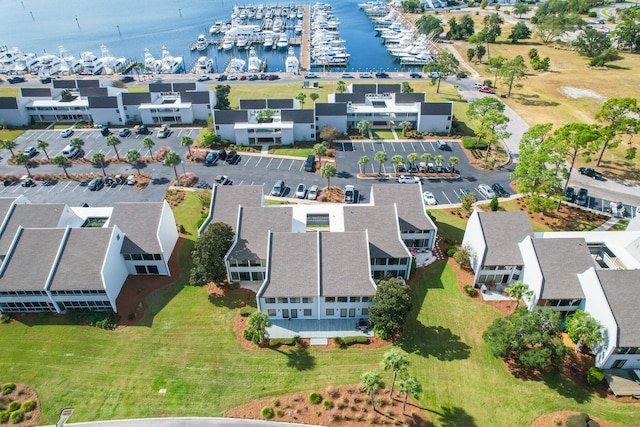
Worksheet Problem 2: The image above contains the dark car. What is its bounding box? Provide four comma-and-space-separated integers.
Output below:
267, 74, 279, 80
492, 183, 509, 198
578, 167, 603, 179
409, 72, 422, 79
215, 175, 232, 185
102, 176, 115, 187
216, 74, 228, 81
100, 127, 112, 137
118, 128, 131, 137
460, 188, 472, 197
375, 71, 389, 78
576, 188, 589, 206
88, 178, 104, 191
205, 151, 218, 165
248, 74, 259, 81
40, 76, 53, 84
24, 146, 38, 158
8, 76, 25, 84
217, 148, 227, 161
119, 75, 134, 83
564, 186, 576, 203
456, 71, 468, 78
134, 125, 150, 135
259, 74, 268, 80
226, 150, 238, 164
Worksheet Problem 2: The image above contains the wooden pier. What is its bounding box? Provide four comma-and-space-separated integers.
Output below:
299, 5, 311, 71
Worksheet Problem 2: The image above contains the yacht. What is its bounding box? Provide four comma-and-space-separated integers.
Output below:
222, 34, 235, 51
276, 33, 288, 50
100, 44, 126, 75
58, 46, 82, 75
209, 21, 224, 35
227, 57, 245, 74
262, 31, 275, 49
193, 56, 214, 74
80, 51, 104, 75
143, 48, 162, 73
247, 47, 262, 73
160, 46, 184, 74
34, 54, 62, 76
285, 46, 299, 74
235, 35, 248, 50
196, 34, 209, 51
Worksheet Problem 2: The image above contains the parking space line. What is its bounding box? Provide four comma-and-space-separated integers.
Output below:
299, 161, 304, 171
419, 142, 427, 151
61, 181, 73, 192
265, 158, 273, 168
242, 157, 252, 167
288, 160, 296, 170
277, 158, 284, 168
48, 184, 58, 193
441, 192, 452, 204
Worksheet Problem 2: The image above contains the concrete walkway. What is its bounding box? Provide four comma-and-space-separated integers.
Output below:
594, 217, 621, 231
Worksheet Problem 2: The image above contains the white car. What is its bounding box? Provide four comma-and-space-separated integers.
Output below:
477, 184, 496, 199
344, 185, 356, 203
295, 183, 307, 199
423, 191, 437, 205
60, 128, 74, 138
398, 174, 420, 184
126, 175, 137, 185
359, 72, 373, 78
307, 185, 319, 200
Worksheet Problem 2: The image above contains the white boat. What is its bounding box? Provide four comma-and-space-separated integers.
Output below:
285, 46, 299, 74
80, 51, 104, 75
100, 44, 126, 75
196, 34, 209, 51
34, 54, 62, 76
235, 35, 248, 49
193, 56, 214, 74
263, 31, 274, 49
143, 48, 162, 73
276, 33, 288, 49
247, 47, 262, 73
160, 46, 184, 74
209, 21, 224, 35
295, 21, 303, 34
227, 57, 245, 74
58, 46, 82, 75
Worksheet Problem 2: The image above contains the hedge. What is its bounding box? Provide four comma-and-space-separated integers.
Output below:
462, 136, 488, 150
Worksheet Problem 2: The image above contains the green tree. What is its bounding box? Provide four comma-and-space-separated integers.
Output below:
126, 149, 142, 175
508, 21, 532, 43
595, 97, 639, 166
397, 374, 422, 415
513, 2, 531, 18
477, 109, 511, 162
190, 221, 235, 286
36, 139, 50, 160
423, 51, 459, 93
475, 44, 487, 63
360, 371, 384, 412
1, 139, 16, 157
498, 55, 527, 97
256, 108, 274, 122
357, 120, 371, 137
401, 82, 413, 94
573, 28, 612, 58
613, 18, 640, 52
466, 97, 507, 145
243, 312, 272, 346
313, 141, 328, 165
163, 150, 182, 180
215, 84, 231, 110
320, 162, 336, 187
482, 13, 504, 58
309, 92, 319, 103
534, 0, 581, 44
421, 152, 432, 165
553, 123, 602, 191
453, 243, 473, 268
466, 48, 476, 63
70, 137, 85, 159
359, 155, 370, 174
401, 0, 422, 13
14, 152, 31, 178
486, 56, 507, 89
399, 121, 412, 137
381, 348, 410, 398
53, 155, 70, 178
407, 152, 419, 166
374, 150, 388, 175
336, 80, 347, 94
446, 16, 462, 40
181, 135, 194, 157
105, 135, 122, 160
565, 310, 604, 353
460, 14, 475, 38
143, 137, 155, 159
505, 281, 534, 309
415, 15, 444, 37
296, 92, 307, 109
483, 307, 567, 370
92, 152, 107, 176
391, 154, 404, 172
369, 278, 412, 339
449, 156, 459, 173
528, 48, 539, 63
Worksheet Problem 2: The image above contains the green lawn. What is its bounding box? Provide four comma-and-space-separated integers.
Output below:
0, 192, 638, 426
372, 129, 396, 140
128, 86, 149, 93
427, 209, 468, 244
0, 129, 25, 141
270, 147, 315, 157
0, 88, 20, 97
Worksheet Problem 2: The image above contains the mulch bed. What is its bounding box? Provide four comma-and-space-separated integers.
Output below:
0, 383, 41, 427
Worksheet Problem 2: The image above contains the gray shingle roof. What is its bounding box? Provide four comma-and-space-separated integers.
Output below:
239, 99, 267, 109
88, 96, 118, 108
149, 83, 172, 93
532, 237, 592, 300
230, 206, 292, 260
0, 98, 18, 110
334, 93, 366, 104
395, 93, 425, 104
267, 99, 294, 109
281, 109, 314, 123
172, 82, 196, 92
320, 232, 375, 297
214, 110, 248, 125
372, 184, 435, 231
597, 270, 640, 347
0, 203, 66, 256
109, 202, 163, 254
53, 80, 77, 89
21, 88, 51, 97
181, 91, 209, 104
351, 84, 377, 94
0, 228, 66, 291
48, 228, 113, 291
122, 92, 151, 105
80, 87, 108, 97
76, 79, 99, 88
315, 102, 346, 116
377, 83, 402, 94
263, 232, 318, 298
209, 185, 264, 231
343, 205, 408, 258
478, 212, 532, 266
420, 102, 453, 116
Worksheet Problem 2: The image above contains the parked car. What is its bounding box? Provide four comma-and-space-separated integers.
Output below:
197, 75, 210, 81
24, 147, 37, 158
216, 74, 228, 81
456, 71, 468, 78
295, 183, 307, 199
578, 167, 603, 179
118, 128, 131, 137
304, 73, 319, 79
88, 177, 104, 191
478, 86, 496, 94
114, 175, 126, 185
267, 74, 279, 80
205, 151, 218, 164
564, 186, 576, 203
473, 82, 484, 89
215, 175, 232, 185
303, 154, 315, 172
307, 185, 319, 200
239, 75, 247, 81
62, 145, 81, 159
40, 76, 53, 84
248, 74, 259, 81
492, 183, 509, 198
60, 128, 74, 138
217, 148, 227, 161
7, 76, 25, 84
226, 150, 238, 164
100, 127, 112, 137
435, 139, 449, 150
576, 188, 589, 206
343, 185, 356, 203
271, 180, 285, 196
375, 71, 389, 78
398, 174, 420, 184
341, 72, 354, 78
157, 125, 170, 138
459, 188, 472, 197
103, 176, 115, 187
119, 75, 134, 83
409, 72, 422, 79
359, 72, 373, 78
423, 191, 437, 205
227, 75, 238, 81
20, 176, 35, 187
134, 125, 150, 135
477, 184, 496, 199
126, 175, 136, 185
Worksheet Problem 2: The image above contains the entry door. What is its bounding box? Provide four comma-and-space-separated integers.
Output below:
340, 308, 347, 318
282, 309, 289, 319
291, 309, 298, 319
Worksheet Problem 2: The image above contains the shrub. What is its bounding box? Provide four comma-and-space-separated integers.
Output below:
462, 136, 488, 149
588, 11, 597, 17
0, 411, 9, 423
0, 314, 9, 323
326, 385, 338, 398
489, 196, 499, 211
21, 400, 36, 412
7, 401, 20, 412
2, 383, 16, 395
566, 413, 590, 427
446, 246, 457, 257
261, 406, 274, 419
587, 367, 604, 386
587, 420, 601, 427
9, 410, 23, 424
343, 336, 370, 345
239, 306, 255, 317
334, 337, 345, 347
323, 399, 334, 409
463, 285, 476, 296
552, 415, 562, 425
272, 398, 280, 407
66, 310, 119, 330
276, 409, 284, 417
270, 338, 297, 347
292, 335, 303, 346
309, 392, 323, 404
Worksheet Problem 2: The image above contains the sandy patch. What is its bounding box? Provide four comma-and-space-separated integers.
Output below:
560, 86, 607, 100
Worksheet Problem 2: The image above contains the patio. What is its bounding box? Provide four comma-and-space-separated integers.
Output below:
266, 318, 374, 340
604, 369, 640, 397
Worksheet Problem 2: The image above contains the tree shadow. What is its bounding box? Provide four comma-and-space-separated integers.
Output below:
271, 346, 316, 371
438, 405, 477, 427
151, 177, 170, 185
542, 370, 593, 404
604, 63, 631, 70
512, 93, 560, 107
336, 171, 353, 178
398, 322, 471, 361
208, 290, 246, 309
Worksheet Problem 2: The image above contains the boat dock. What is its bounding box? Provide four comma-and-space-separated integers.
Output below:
299, 6, 311, 71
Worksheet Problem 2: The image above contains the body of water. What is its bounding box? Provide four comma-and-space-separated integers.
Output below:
0, 0, 420, 73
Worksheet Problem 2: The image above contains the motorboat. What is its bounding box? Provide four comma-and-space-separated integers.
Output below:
276, 33, 288, 49
209, 21, 224, 35
247, 47, 262, 73
58, 46, 82, 75
34, 54, 62, 76
160, 46, 184, 74
227, 57, 245, 74
235, 35, 248, 49
196, 34, 209, 51
100, 44, 126, 75
295, 21, 303, 34
80, 51, 104, 75
143, 48, 162, 73
285, 46, 299, 74
193, 56, 214, 74
263, 31, 275, 49
222, 34, 235, 51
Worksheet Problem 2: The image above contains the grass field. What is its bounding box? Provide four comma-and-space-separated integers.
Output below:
372, 129, 396, 140
270, 147, 315, 157
0, 129, 25, 141
1, 193, 639, 426
0, 88, 20, 97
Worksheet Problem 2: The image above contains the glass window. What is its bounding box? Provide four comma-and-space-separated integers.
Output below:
326, 308, 334, 316
290, 297, 300, 303
349, 308, 356, 317
147, 265, 159, 274
239, 272, 250, 281
325, 297, 335, 303
362, 308, 369, 315
123, 254, 131, 260
302, 297, 312, 303
267, 309, 276, 316
278, 297, 288, 303
231, 272, 239, 281
349, 297, 359, 303
265, 298, 276, 304
143, 254, 154, 260
135, 265, 147, 274
154, 254, 162, 260
337, 297, 348, 303
362, 297, 370, 303
303, 309, 312, 316
131, 254, 143, 261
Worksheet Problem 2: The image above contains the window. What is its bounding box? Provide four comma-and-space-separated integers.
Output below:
267, 309, 276, 316
303, 309, 312, 316
362, 308, 369, 315
278, 297, 288, 304
265, 298, 276, 304
326, 308, 334, 316
362, 297, 370, 302
123, 254, 131, 260
325, 297, 335, 303
239, 272, 250, 281
147, 265, 159, 274
337, 297, 348, 303
289, 297, 300, 303
350, 297, 359, 303
349, 308, 356, 317
302, 297, 312, 303
143, 254, 154, 260
131, 254, 143, 261
134, 265, 146, 274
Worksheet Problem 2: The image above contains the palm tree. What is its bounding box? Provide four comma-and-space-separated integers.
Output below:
36, 139, 50, 160
399, 121, 412, 137
69, 137, 85, 159
407, 152, 419, 167
357, 120, 371, 137
336, 80, 347, 94
358, 155, 370, 174
381, 348, 410, 398
14, 152, 31, 178
1, 139, 16, 157
320, 163, 336, 188
53, 155, 69, 178
309, 92, 319, 103
143, 137, 155, 159
247, 312, 271, 347
434, 154, 444, 166
397, 374, 422, 415
360, 371, 384, 412
374, 150, 387, 175
449, 156, 459, 173
181, 135, 194, 157
92, 152, 107, 176
105, 135, 122, 160
565, 310, 604, 353
505, 281, 533, 309
391, 154, 404, 172
163, 150, 182, 181
421, 153, 432, 165
126, 149, 142, 175
314, 142, 327, 165
296, 92, 307, 109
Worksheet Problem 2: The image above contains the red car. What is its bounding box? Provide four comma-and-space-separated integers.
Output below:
478, 86, 495, 94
